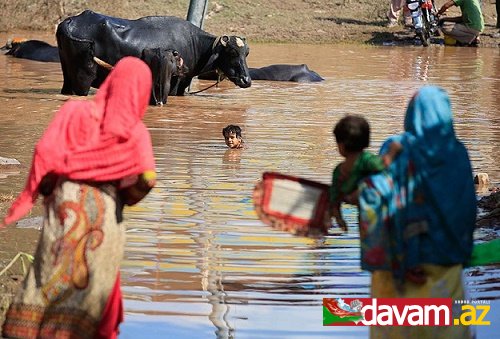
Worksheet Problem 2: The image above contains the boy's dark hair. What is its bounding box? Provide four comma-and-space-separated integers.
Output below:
222, 125, 242, 138
333, 115, 370, 152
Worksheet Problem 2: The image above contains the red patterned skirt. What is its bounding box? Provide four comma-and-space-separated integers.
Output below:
2, 179, 125, 338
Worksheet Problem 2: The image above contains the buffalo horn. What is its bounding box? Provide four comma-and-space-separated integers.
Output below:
93, 56, 114, 70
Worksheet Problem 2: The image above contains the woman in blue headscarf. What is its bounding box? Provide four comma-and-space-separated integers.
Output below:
359, 86, 476, 338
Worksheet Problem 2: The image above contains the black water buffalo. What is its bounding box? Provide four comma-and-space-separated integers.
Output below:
56, 10, 251, 96
250, 64, 324, 82
2, 39, 60, 62
141, 48, 188, 105
198, 64, 323, 82
94, 48, 188, 106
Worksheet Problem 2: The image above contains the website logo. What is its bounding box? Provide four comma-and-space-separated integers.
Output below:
323, 298, 491, 326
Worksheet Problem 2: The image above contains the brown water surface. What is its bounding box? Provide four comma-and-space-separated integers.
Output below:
1, 32, 499, 338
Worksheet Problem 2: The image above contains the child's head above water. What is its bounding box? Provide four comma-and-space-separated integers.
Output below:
222, 125, 243, 149
333, 114, 370, 155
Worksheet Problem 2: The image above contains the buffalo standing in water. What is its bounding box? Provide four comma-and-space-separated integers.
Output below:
2, 38, 187, 106
141, 48, 188, 106
95, 48, 188, 106
56, 10, 251, 96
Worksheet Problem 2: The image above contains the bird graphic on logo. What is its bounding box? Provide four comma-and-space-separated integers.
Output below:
323, 298, 365, 325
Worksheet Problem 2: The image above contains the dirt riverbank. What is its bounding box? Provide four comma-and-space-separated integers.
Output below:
0, 0, 499, 46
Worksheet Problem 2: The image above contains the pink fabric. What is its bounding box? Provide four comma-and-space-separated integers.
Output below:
95, 272, 124, 339
2, 57, 154, 226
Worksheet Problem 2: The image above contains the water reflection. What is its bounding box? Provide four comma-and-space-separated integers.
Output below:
222, 149, 242, 168
0, 35, 499, 338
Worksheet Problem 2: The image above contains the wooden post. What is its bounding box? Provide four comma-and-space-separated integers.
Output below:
186, 0, 209, 28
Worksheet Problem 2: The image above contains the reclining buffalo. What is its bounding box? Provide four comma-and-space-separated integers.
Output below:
198, 64, 324, 82
249, 64, 324, 82
56, 10, 251, 97
2, 39, 59, 62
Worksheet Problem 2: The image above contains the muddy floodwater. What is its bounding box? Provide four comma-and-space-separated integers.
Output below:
1, 32, 499, 338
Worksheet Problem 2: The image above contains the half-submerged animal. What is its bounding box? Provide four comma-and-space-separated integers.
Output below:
198, 64, 324, 82
56, 10, 251, 96
2, 38, 60, 62
249, 64, 324, 82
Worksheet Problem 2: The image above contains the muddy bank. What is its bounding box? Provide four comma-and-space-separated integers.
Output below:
0, 227, 39, 327
0, 1, 498, 46
0, 166, 39, 327
477, 189, 500, 229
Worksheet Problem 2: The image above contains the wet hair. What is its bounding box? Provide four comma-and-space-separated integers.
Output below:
222, 125, 242, 138
333, 115, 370, 152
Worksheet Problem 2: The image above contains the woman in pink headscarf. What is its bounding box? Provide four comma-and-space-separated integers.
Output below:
1, 56, 156, 339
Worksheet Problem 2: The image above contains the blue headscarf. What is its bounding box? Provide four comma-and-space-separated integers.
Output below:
359, 86, 476, 282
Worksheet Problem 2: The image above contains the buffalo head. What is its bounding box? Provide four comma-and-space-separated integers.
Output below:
58, 37, 97, 96
2, 38, 27, 52
208, 35, 251, 88
141, 48, 188, 106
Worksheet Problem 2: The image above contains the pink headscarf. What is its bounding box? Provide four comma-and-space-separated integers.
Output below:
2, 56, 155, 226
